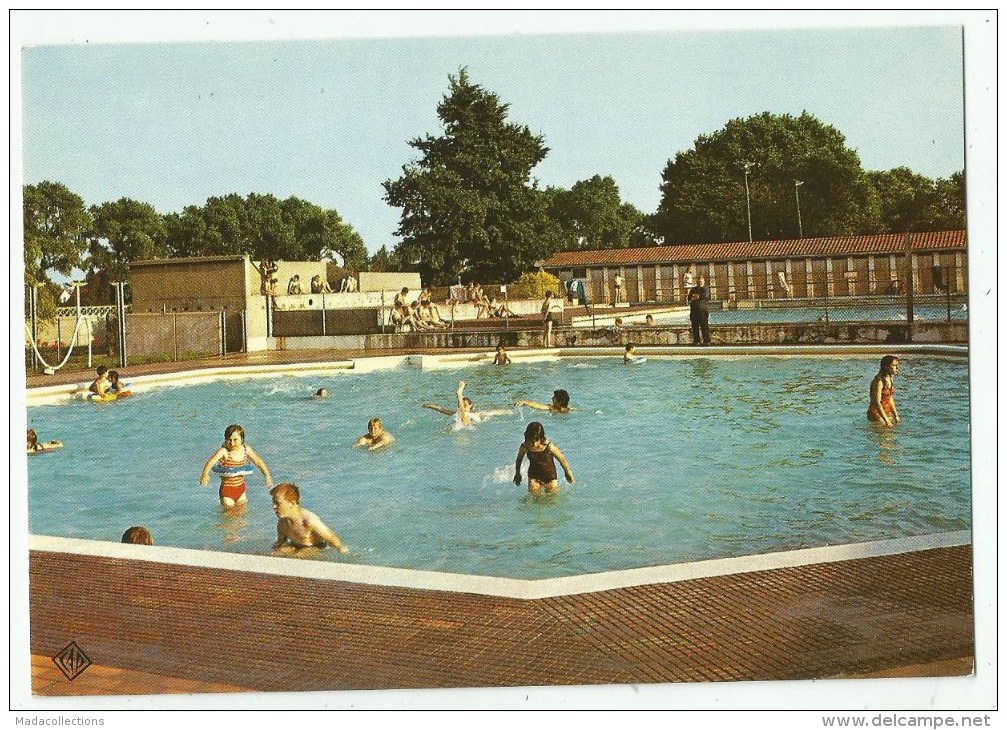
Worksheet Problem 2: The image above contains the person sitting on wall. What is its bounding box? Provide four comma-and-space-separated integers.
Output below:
310, 275, 333, 294
259, 260, 279, 296
287, 275, 304, 295
419, 300, 448, 328
409, 301, 435, 331
422, 300, 448, 327
393, 287, 411, 309
390, 304, 416, 332
340, 275, 358, 293
488, 297, 516, 318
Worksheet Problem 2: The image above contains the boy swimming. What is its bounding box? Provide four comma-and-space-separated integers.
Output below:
515, 389, 573, 414
271, 482, 349, 553
354, 417, 395, 450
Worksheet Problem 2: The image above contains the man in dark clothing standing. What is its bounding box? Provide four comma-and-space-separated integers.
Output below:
688, 275, 711, 345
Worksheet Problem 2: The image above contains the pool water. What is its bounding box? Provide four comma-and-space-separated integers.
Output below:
654, 303, 967, 325
26, 355, 972, 579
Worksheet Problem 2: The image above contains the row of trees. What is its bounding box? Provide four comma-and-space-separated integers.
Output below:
382, 71, 965, 284
25, 68, 967, 301
23, 185, 368, 307
654, 111, 966, 244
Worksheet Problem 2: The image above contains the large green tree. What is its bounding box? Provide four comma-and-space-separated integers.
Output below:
383, 69, 555, 284
23, 181, 92, 288
655, 112, 881, 244
163, 193, 367, 267
928, 171, 966, 230
547, 176, 646, 250
867, 167, 966, 232
88, 197, 168, 283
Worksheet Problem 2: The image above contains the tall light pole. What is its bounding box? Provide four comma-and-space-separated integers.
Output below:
741, 161, 755, 243
794, 179, 805, 239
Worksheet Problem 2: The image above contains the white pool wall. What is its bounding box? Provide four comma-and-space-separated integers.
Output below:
25, 344, 967, 406
29, 530, 971, 600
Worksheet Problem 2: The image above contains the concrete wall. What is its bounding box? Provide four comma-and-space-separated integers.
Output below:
266, 321, 967, 352
270, 261, 329, 294
271, 295, 546, 321
130, 258, 249, 313
357, 272, 422, 293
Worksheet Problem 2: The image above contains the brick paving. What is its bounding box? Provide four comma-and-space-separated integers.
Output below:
29, 545, 973, 695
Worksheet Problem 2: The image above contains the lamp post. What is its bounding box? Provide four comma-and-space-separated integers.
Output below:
794, 180, 805, 239
741, 161, 755, 243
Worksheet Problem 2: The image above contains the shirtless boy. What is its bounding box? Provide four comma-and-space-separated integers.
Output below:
271, 483, 349, 553
88, 366, 110, 396
354, 418, 395, 450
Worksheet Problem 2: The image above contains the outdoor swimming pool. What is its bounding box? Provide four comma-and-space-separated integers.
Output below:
26, 353, 971, 579
653, 302, 968, 325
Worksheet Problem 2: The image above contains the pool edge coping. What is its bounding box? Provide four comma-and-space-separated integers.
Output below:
25, 344, 968, 404
29, 530, 971, 600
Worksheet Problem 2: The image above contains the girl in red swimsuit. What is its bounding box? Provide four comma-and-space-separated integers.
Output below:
867, 355, 901, 427
199, 424, 274, 509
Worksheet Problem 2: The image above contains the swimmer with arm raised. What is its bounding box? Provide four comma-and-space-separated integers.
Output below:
423, 380, 512, 426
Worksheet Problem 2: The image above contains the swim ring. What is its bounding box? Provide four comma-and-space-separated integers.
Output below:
71, 389, 118, 402
212, 463, 257, 478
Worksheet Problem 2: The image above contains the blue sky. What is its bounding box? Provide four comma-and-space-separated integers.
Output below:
20, 15, 967, 255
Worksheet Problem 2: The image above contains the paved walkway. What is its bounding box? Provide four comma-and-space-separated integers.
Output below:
29, 545, 973, 695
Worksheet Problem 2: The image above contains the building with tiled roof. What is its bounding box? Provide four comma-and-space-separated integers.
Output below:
541, 230, 967, 304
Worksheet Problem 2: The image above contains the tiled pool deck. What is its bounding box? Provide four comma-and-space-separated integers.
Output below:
28, 540, 973, 695
24, 348, 975, 697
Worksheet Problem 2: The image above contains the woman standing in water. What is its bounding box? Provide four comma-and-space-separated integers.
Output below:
868, 355, 901, 427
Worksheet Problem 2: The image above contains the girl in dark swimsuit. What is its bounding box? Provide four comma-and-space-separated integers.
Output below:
513, 421, 575, 496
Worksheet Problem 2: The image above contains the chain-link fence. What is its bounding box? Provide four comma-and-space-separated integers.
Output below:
25, 307, 246, 375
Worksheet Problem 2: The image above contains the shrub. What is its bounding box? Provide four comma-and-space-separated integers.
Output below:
507, 270, 561, 300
